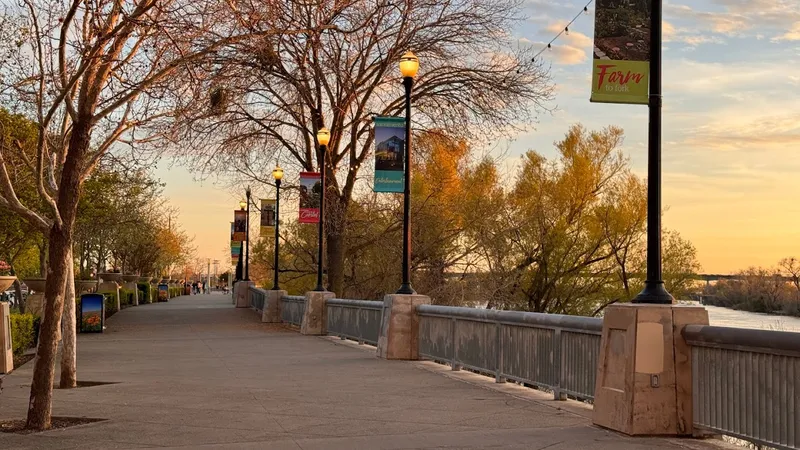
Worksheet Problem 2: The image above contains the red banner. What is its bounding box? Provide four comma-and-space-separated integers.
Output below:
299, 172, 321, 224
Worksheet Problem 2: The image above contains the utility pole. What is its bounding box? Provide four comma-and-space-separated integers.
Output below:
213, 260, 219, 290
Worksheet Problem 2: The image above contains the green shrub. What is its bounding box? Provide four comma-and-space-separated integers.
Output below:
137, 282, 151, 303
101, 291, 119, 317
119, 288, 136, 306
9, 313, 36, 356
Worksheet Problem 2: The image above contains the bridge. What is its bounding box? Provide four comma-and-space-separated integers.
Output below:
1, 291, 797, 449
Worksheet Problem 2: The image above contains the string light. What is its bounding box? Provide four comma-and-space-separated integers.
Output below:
530, 0, 594, 63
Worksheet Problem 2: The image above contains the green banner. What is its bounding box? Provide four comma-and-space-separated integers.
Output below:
373, 116, 405, 193
591, 0, 651, 105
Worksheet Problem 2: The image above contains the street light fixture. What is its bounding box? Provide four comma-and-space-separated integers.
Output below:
244, 186, 251, 281
314, 127, 330, 292
239, 198, 246, 210
271, 166, 283, 290
397, 50, 418, 295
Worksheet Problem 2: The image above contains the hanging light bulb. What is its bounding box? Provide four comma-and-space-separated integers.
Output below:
547, 43, 552, 50
565, 26, 569, 35
584, 6, 588, 14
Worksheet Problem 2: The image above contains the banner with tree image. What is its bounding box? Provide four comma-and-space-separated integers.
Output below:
373, 116, 406, 193
299, 172, 321, 223
591, 0, 650, 104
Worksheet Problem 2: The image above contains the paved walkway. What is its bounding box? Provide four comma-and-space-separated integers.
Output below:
1, 294, 735, 449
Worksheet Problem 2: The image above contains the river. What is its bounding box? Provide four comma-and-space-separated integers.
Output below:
683, 302, 800, 332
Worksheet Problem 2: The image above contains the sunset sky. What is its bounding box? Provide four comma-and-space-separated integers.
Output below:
154, 0, 800, 275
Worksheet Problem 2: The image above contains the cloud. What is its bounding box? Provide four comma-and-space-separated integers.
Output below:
518, 36, 588, 65
666, 1, 800, 39
773, 22, 800, 42
544, 22, 593, 49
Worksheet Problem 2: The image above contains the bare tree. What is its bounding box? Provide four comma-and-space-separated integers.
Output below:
779, 257, 800, 293
0, 0, 269, 430
164, 0, 554, 295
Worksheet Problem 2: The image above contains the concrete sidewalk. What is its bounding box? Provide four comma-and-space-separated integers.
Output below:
0, 294, 734, 449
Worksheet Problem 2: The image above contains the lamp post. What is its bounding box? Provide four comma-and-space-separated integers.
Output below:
244, 187, 251, 281
632, 0, 673, 304
235, 198, 246, 282
272, 166, 284, 290
397, 50, 419, 295
314, 128, 330, 292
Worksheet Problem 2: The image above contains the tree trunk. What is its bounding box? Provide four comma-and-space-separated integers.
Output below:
26, 120, 87, 430
60, 248, 77, 389
38, 241, 48, 277
326, 233, 345, 295
26, 224, 71, 430
13, 277, 24, 313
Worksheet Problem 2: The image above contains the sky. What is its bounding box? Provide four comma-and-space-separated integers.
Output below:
155, 0, 800, 275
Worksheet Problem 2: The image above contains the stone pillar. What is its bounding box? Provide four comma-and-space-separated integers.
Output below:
592, 304, 708, 436
301, 291, 334, 335
234, 281, 254, 308
1, 302, 13, 374
262, 290, 286, 323
376, 294, 431, 360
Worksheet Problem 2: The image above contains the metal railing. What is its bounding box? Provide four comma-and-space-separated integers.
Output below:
281, 295, 305, 326
249, 287, 267, 312
683, 325, 800, 450
416, 305, 602, 401
326, 299, 383, 345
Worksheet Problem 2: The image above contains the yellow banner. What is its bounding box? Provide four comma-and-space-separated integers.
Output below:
590, 0, 650, 105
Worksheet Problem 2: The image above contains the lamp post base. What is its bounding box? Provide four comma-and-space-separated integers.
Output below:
632, 281, 674, 304
396, 283, 415, 295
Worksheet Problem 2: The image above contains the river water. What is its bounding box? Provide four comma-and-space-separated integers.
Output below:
684, 302, 800, 332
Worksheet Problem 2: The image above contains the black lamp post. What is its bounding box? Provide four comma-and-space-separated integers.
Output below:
314, 127, 330, 292
272, 166, 284, 290
244, 187, 251, 281
397, 50, 419, 295
633, 0, 673, 304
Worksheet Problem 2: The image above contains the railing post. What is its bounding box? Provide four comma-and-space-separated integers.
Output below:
451, 316, 461, 371
495, 320, 505, 383
357, 306, 365, 345
553, 328, 566, 400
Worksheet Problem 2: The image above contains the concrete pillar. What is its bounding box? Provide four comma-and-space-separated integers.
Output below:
301, 291, 334, 335
1, 302, 13, 373
592, 304, 708, 436
262, 290, 286, 323
234, 281, 254, 308
376, 294, 431, 360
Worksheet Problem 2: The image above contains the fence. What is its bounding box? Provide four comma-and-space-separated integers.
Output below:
416, 305, 602, 401
281, 295, 305, 326
326, 299, 383, 345
683, 325, 800, 450
249, 287, 267, 312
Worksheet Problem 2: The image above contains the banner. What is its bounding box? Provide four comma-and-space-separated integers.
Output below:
230, 222, 234, 241
79, 293, 104, 333
299, 172, 321, 223
590, 0, 650, 105
373, 116, 405, 192
260, 199, 276, 235
231, 241, 242, 258
232, 210, 247, 241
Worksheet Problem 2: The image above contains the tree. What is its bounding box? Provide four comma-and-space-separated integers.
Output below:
779, 257, 800, 293
0, 0, 260, 429
167, 0, 553, 295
